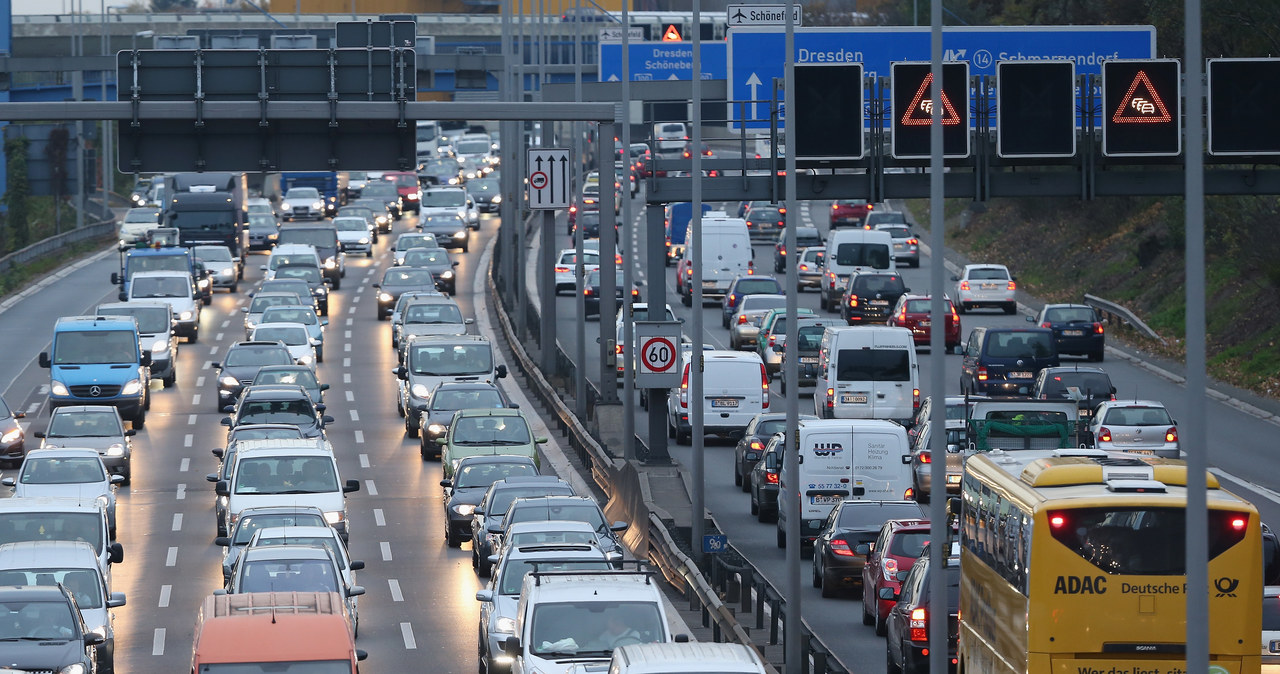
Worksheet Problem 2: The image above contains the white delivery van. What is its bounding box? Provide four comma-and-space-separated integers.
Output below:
667, 350, 769, 445
819, 229, 895, 311
777, 419, 913, 545
679, 215, 753, 305
814, 326, 918, 423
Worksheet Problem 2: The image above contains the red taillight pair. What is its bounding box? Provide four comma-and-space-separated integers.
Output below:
907, 238, 918, 245
829, 538, 855, 557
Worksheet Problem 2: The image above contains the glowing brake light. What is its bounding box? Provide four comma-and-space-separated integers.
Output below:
738, 314, 748, 325
919, 451, 931, 464
1007, 281, 1017, 291
826, 387, 835, 410
1041, 322, 1052, 329
848, 294, 859, 308
913, 388, 920, 409
829, 538, 854, 557
749, 440, 764, 451
768, 334, 777, 347
909, 608, 928, 641
1230, 516, 1248, 531
799, 263, 809, 271
976, 367, 988, 381
1049, 513, 1067, 529
907, 238, 918, 245
1098, 426, 1112, 443
765, 471, 779, 484
728, 293, 738, 307
1093, 322, 1105, 334
1165, 426, 1178, 443
555, 266, 569, 274
959, 281, 970, 291
680, 367, 689, 408
760, 364, 770, 409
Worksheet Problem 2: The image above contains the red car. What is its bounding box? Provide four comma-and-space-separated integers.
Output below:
860, 519, 929, 636
382, 171, 421, 214
888, 294, 962, 353
829, 199, 873, 228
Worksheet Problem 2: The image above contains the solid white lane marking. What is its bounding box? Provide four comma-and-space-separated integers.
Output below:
365, 479, 378, 496
350, 409, 360, 422
374, 509, 386, 526
359, 453, 370, 468
165, 547, 178, 566
191, 394, 201, 406
353, 430, 364, 444
152, 628, 165, 656
380, 541, 392, 561
171, 514, 182, 531
195, 376, 205, 388
183, 435, 193, 448
176, 484, 186, 500
389, 579, 404, 602
400, 622, 416, 649
158, 585, 171, 608
179, 458, 190, 472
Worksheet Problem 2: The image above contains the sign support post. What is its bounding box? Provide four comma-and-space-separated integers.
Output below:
527, 147, 570, 376
645, 202, 671, 465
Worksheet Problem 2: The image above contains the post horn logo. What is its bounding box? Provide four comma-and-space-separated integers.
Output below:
1214, 577, 1239, 597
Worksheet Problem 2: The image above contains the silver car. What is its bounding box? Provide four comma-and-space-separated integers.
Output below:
796, 246, 826, 290
728, 294, 788, 351
221, 544, 365, 636
247, 526, 364, 616
3, 449, 123, 536
875, 224, 919, 268
952, 263, 1017, 315
35, 406, 134, 485
1088, 400, 1181, 458
259, 305, 326, 362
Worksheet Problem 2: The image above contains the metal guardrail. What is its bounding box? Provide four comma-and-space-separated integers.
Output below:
1083, 293, 1164, 343
0, 219, 116, 275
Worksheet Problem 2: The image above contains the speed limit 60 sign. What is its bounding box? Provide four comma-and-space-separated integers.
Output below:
634, 321, 683, 388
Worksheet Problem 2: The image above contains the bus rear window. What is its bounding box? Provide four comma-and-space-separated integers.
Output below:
1045, 507, 1250, 575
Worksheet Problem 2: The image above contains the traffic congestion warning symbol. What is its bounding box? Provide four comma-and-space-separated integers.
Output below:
641, 337, 677, 373
900, 72, 961, 126
662, 24, 683, 41
1111, 70, 1172, 124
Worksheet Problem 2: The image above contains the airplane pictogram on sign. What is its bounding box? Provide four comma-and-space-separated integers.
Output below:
1111, 70, 1172, 123
662, 24, 683, 41
900, 72, 960, 126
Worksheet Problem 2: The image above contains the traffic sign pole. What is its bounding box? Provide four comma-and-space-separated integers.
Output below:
927, 5, 948, 674
782, 0, 801, 669
644, 203, 671, 465
691, 0, 706, 568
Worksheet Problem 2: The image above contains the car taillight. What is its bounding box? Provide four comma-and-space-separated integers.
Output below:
1041, 322, 1052, 328
584, 288, 594, 297
1098, 426, 1112, 442
909, 608, 928, 641
728, 294, 738, 307
959, 281, 970, 291
867, 204, 874, 211
899, 308, 908, 322
799, 263, 809, 271
632, 288, 640, 298
977, 367, 988, 381
683, 151, 692, 159
848, 294, 859, 308
747, 261, 754, 274
615, 343, 623, 355
761, 364, 770, 409
829, 538, 854, 557
768, 334, 777, 347
750, 440, 764, 451
831, 203, 839, 211
555, 266, 569, 274
907, 238, 918, 245
680, 368, 689, 408
765, 471, 779, 484
826, 387, 835, 409
882, 557, 899, 580
686, 267, 692, 276
904, 487, 914, 500
919, 451, 931, 464
1165, 426, 1178, 443
1007, 281, 1017, 290
950, 303, 959, 318
738, 315, 748, 325
913, 388, 920, 409
1093, 322, 1105, 334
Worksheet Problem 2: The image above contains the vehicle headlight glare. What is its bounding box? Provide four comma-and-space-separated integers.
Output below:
312, 201, 324, 210
410, 384, 430, 399
0, 429, 21, 445
379, 292, 393, 302
492, 195, 502, 204
494, 617, 516, 634
281, 202, 292, 210
324, 511, 344, 524
121, 379, 142, 395
59, 663, 88, 674
151, 339, 168, 353
453, 231, 467, 239
179, 311, 193, 320
220, 375, 240, 388
440, 271, 454, 279
324, 258, 337, 269
298, 355, 313, 366
105, 443, 125, 457
51, 382, 69, 397
359, 238, 370, 244
220, 267, 234, 276
427, 423, 446, 435
452, 504, 476, 516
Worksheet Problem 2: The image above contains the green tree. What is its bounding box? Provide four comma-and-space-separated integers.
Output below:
3, 137, 31, 252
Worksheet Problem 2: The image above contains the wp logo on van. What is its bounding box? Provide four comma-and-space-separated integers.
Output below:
812, 442, 844, 457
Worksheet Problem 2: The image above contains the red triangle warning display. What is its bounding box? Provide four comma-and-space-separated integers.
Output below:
662, 24, 682, 41
1111, 70, 1172, 124
900, 73, 960, 126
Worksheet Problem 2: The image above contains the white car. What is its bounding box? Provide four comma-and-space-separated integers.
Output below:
2, 449, 123, 537
394, 232, 442, 265
259, 305, 327, 362
246, 525, 364, 616
118, 208, 161, 244
952, 263, 1017, 315
1088, 399, 1180, 459
554, 248, 601, 295
333, 216, 375, 258
125, 270, 201, 341
250, 322, 320, 369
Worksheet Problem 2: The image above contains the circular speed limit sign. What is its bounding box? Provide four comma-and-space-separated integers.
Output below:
641, 337, 677, 373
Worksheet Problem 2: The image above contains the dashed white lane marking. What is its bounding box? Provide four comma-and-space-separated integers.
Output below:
345, 391, 355, 402
191, 393, 201, 406
380, 541, 392, 561
349, 409, 360, 422
344, 330, 352, 339
353, 430, 364, 444
203, 360, 213, 369
373, 509, 385, 526
400, 622, 416, 649
171, 514, 182, 531
220, 319, 230, 329
25, 402, 39, 414
343, 373, 352, 384
343, 358, 351, 367
348, 306, 356, 314
214, 333, 224, 341
187, 414, 197, 426
208, 346, 218, 355
388, 579, 404, 602
351, 295, 361, 304
152, 628, 165, 656
176, 484, 186, 501
345, 318, 354, 327
158, 585, 171, 608
356, 286, 366, 295
365, 479, 378, 496
179, 458, 190, 472
359, 453, 370, 468
165, 547, 178, 566
183, 435, 193, 448
344, 343, 352, 352
195, 376, 205, 388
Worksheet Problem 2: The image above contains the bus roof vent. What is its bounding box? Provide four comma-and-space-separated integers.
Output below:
1052, 448, 1108, 459
1101, 463, 1154, 483
1106, 479, 1167, 494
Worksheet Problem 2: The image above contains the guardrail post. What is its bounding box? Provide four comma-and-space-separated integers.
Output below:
812, 650, 827, 674
739, 572, 752, 614
769, 596, 780, 645
755, 578, 765, 629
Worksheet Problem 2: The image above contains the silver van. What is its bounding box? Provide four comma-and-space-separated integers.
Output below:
814, 326, 918, 423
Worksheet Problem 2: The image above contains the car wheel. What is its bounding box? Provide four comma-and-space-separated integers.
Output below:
132, 411, 145, 430
1091, 349, 1105, 362
741, 471, 751, 494
681, 292, 692, 307
776, 526, 786, 548
377, 311, 387, 321
886, 644, 903, 674
676, 428, 691, 445
229, 282, 238, 293
874, 606, 888, 636
729, 336, 738, 350
734, 465, 743, 486
812, 557, 822, 588
957, 302, 967, 315
316, 347, 324, 363
820, 295, 830, 312
445, 528, 460, 548
331, 278, 341, 291
750, 495, 759, 515
1004, 302, 1017, 315
188, 329, 199, 344
366, 250, 373, 258
163, 369, 176, 388
405, 418, 419, 439
821, 569, 838, 597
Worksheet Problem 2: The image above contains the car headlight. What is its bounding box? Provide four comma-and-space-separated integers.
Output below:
220, 268, 234, 276
198, 278, 210, 289
105, 443, 125, 457
245, 319, 257, 330
452, 504, 476, 516
440, 271, 454, 279
358, 237, 370, 244
50, 381, 69, 397
410, 384, 430, 399
324, 257, 337, 269
453, 230, 467, 239
412, 191, 422, 200
0, 428, 21, 445
324, 510, 345, 525
494, 616, 516, 634
280, 202, 292, 210
58, 663, 88, 674
179, 311, 193, 321
312, 201, 324, 210
427, 423, 446, 435
298, 355, 313, 366
378, 292, 393, 302
220, 375, 240, 388
376, 215, 388, 224
121, 379, 142, 395
448, 178, 460, 185
491, 195, 502, 204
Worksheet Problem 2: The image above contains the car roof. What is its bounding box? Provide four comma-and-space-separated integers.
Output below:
0, 497, 105, 514
0, 585, 74, 602
505, 520, 597, 535
49, 405, 121, 416
0, 541, 100, 569
21, 448, 103, 460
455, 455, 536, 469
232, 438, 330, 455
1041, 366, 1110, 376
241, 544, 333, 562
252, 525, 337, 540
240, 386, 312, 401
130, 270, 189, 279
1095, 399, 1167, 408
237, 505, 327, 519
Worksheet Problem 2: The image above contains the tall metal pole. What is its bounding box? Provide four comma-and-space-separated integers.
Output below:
782, 0, 800, 669
620, 0, 636, 459
573, 0, 587, 421
1183, 0, 1209, 670
74, 70, 85, 231
514, 0, 528, 340
927, 2, 948, 673
101, 6, 109, 205
689, 0, 706, 566
646, 202, 669, 464
598, 121, 619, 400
501, 0, 518, 307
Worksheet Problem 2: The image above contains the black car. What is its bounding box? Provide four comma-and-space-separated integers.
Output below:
841, 271, 909, 325
470, 476, 576, 576
960, 327, 1059, 396
0, 585, 102, 674
257, 278, 322, 316
351, 198, 394, 233
884, 543, 959, 674
419, 157, 462, 186
0, 394, 26, 467
272, 264, 331, 316
277, 224, 343, 288
401, 248, 460, 295
720, 275, 784, 328
212, 342, 296, 412
1029, 366, 1115, 419
467, 177, 501, 213
583, 268, 639, 317
417, 381, 514, 459
220, 384, 333, 439
745, 202, 786, 240
252, 365, 329, 409
749, 434, 784, 522
374, 267, 440, 320
360, 182, 402, 221
734, 413, 815, 491
417, 213, 470, 252
1029, 303, 1106, 361
812, 499, 924, 597
774, 226, 823, 272
778, 317, 843, 394
572, 210, 603, 239
439, 455, 538, 547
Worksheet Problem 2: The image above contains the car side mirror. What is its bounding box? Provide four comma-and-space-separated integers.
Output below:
110, 272, 120, 285
220, 417, 232, 427
349, 560, 365, 571
496, 364, 508, 379
610, 521, 628, 532
110, 474, 126, 485
33, 431, 46, 439
452, 261, 460, 267
895, 570, 910, 582
487, 554, 499, 565
11, 411, 22, 420
435, 438, 447, 446
215, 480, 230, 497
475, 589, 494, 603
84, 632, 105, 646
118, 292, 127, 301
322, 415, 335, 424
139, 352, 152, 367
206, 473, 219, 483
465, 318, 475, 325
855, 543, 871, 556
951, 275, 960, 282
1025, 315, 1035, 322
106, 592, 126, 609
343, 479, 361, 493
0, 478, 13, 487
347, 585, 366, 598
109, 542, 124, 564
320, 383, 331, 391
503, 636, 521, 656
321, 318, 329, 326
315, 403, 327, 412
38, 352, 50, 369
211, 362, 221, 370
439, 479, 452, 488
125, 429, 137, 437
371, 283, 381, 289
535, 437, 548, 445
878, 587, 897, 601
392, 367, 406, 379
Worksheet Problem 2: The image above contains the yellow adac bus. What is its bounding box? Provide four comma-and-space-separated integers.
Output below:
957, 448, 1261, 674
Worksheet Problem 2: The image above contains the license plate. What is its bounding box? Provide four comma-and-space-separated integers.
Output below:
1008, 371, 1032, 379
810, 495, 842, 505
870, 300, 889, 306
1270, 639, 1280, 653
702, 281, 717, 288
711, 398, 739, 408
981, 282, 999, 290
1126, 449, 1155, 455
1062, 329, 1084, 337
800, 357, 818, 363
919, 320, 931, 327
840, 393, 868, 404
947, 475, 962, 484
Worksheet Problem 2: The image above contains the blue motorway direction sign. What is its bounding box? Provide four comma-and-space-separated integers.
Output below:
728, 25, 1155, 129
599, 41, 727, 82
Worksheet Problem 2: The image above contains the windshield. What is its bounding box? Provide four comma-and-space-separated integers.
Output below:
833, 242, 891, 269
469, 179, 498, 193
433, 389, 505, 412
1045, 307, 1097, 323
734, 279, 782, 295
131, 276, 189, 298
1101, 406, 1173, 426
126, 256, 189, 276
0, 569, 103, 610
741, 295, 787, 312
396, 235, 438, 252
261, 308, 318, 326
21, 457, 106, 484
0, 512, 102, 553
225, 347, 293, 368
171, 211, 235, 229
383, 268, 436, 287
48, 411, 120, 438
498, 558, 609, 595
507, 503, 604, 531
888, 531, 930, 558
232, 513, 327, 545
388, 174, 417, 187
529, 601, 663, 656
234, 456, 338, 494
124, 209, 159, 223
836, 502, 923, 528
253, 326, 308, 346
97, 307, 168, 334
277, 229, 337, 249
851, 275, 905, 294
795, 326, 826, 351
405, 303, 463, 325
236, 400, 316, 426
238, 558, 338, 593
195, 247, 232, 262
228, 427, 304, 443
248, 295, 301, 314
1038, 373, 1112, 399
985, 332, 1054, 359
403, 250, 451, 267
284, 188, 319, 201
52, 330, 136, 365
409, 343, 492, 376
333, 218, 368, 232
255, 536, 345, 570
247, 215, 277, 229
454, 462, 536, 489
0, 599, 78, 640
453, 416, 531, 445
363, 184, 397, 199
836, 349, 911, 381
269, 255, 317, 270
905, 299, 952, 314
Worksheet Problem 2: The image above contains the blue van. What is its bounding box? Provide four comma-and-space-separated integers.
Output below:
664, 202, 712, 266
38, 317, 151, 429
